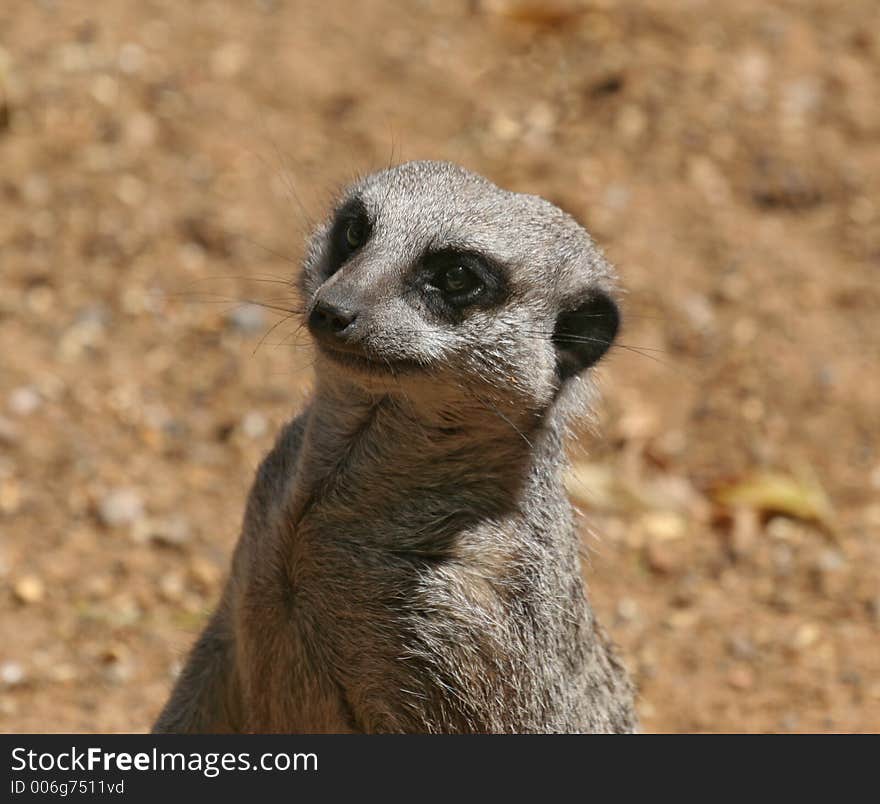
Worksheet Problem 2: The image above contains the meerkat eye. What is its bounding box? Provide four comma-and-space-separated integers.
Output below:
420, 250, 503, 313
345, 219, 367, 250
441, 265, 479, 295
326, 198, 372, 276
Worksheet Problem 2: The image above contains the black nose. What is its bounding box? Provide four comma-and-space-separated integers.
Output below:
308, 300, 358, 337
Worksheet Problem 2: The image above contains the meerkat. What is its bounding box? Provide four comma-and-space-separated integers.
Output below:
152, 160, 637, 733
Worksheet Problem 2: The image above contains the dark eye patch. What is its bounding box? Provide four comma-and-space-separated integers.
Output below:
413, 249, 509, 320
325, 196, 372, 277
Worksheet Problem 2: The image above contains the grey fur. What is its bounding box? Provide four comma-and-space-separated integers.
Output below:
153, 161, 637, 733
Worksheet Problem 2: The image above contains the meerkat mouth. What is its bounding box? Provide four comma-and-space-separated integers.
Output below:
317, 342, 421, 376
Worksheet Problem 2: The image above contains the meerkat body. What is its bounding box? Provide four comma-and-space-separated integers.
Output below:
153, 161, 637, 733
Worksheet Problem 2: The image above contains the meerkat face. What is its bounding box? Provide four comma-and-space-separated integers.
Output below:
299, 161, 619, 413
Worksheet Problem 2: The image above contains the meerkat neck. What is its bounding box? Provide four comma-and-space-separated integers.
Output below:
287, 381, 570, 535
313, 380, 567, 468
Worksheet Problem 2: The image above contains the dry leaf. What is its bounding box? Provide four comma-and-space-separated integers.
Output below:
713, 468, 834, 529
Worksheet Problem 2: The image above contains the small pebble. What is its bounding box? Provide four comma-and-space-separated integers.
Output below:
13, 575, 44, 604
130, 515, 190, 547
0, 661, 25, 686
641, 511, 686, 542
190, 556, 221, 588
47, 663, 78, 683
118, 42, 145, 75
727, 634, 757, 661
616, 597, 640, 623
671, 573, 700, 607
816, 549, 845, 573
159, 572, 186, 602
792, 622, 821, 650
241, 410, 268, 439
211, 42, 248, 78
226, 303, 267, 334
727, 665, 756, 691
90, 74, 118, 106
8, 386, 41, 416
97, 488, 144, 528
490, 114, 521, 142
645, 540, 683, 576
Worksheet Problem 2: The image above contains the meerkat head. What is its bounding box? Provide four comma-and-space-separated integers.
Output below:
299, 161, 619, 416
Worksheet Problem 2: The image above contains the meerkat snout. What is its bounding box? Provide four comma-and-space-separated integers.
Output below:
307, 298, 358, 339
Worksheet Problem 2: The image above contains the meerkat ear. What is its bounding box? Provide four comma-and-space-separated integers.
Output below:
552, 291, 620, 380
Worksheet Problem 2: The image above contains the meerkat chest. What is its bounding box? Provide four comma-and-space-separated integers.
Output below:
240, 435, 598, 731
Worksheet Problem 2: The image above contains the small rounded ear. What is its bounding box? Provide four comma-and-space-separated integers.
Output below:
552, 291, 620, 380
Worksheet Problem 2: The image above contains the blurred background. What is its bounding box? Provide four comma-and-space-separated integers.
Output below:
0, 0, 878, 732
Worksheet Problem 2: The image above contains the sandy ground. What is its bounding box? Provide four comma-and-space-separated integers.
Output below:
0, 0, 878, 733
